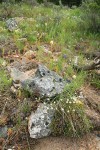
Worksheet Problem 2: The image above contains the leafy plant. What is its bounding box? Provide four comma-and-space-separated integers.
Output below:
51, 98, 91, 137
50, 72, 91, 137
80, 0, 100, 33
0, 2, 14, 18
0, 69, 12, 91
0, 59, 12, 91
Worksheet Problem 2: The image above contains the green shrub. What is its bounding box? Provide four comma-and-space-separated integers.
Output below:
51, 98, 91, 137
51, 72, 92, 137
22, 0, 38, 5
0, 59, 12, 91
0, 69, 12, 91
89, 72, 100, 89
80, 0, 100, 33
0, 2, 14, 18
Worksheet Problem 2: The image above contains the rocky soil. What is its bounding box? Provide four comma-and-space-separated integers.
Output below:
0, 17, 100, 150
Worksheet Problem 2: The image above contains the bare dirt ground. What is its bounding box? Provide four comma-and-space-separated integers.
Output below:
33, 134, 100, 150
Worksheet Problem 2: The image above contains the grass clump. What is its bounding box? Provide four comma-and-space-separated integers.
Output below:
51, 72, 92, 137
0, 59, 12, 91
89, 72, 100, 89
80, 0, 100, 33
0, 69, 12, 91
51, 99, 91, 137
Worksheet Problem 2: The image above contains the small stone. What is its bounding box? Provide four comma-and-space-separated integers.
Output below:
24, 50, 36, 59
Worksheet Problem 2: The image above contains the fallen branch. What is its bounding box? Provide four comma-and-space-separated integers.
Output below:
74, 57, 100, 71
80, 51, 100, 59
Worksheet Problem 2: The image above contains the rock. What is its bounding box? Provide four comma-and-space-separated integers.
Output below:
0, 126, 8, 138
24, 50, 36, 59
8, 67, 25, 83
8, 61, 69, 98
28, 103, 54, 139
21, 64, 68, 98
7, 60, 37, 85
6, 18, 18, 31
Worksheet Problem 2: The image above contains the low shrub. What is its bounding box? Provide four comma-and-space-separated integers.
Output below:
51, 98, 91, 137
51, 72, 92, 137
0, 59, 12, 91
80, 0, 100, 33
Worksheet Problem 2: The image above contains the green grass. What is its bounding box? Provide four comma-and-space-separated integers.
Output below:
0, 59, 12, 91
0, 2, 99, 137
0, 69, 12, 91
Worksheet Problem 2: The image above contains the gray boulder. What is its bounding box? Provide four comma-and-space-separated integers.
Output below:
6, 18, 18, 31
21, 64, 67, 98
28, 103, 54, 139
8, 60, 69, 98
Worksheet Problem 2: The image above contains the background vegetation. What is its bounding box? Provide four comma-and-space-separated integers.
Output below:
0, 0, 99, 142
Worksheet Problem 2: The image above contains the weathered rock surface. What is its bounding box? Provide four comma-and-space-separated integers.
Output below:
21, 64, 67, 98
8, 59, 68, 98
28, 103, 54, 139
7, 58, 37, 85
6, 18, 18, 31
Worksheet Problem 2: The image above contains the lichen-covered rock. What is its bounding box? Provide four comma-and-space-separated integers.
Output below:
7, 59, 37, 85
21, 64, 68, 98
28, 103, 54, 139
6, 18, 18, 31
8, 61, 70, 98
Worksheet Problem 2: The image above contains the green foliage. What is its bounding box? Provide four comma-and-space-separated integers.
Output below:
0, 2, 14, 18
22, 0, 38, 5
51, 100, 91, 137
50, 72, 91, 137
0, 0, 82, 7
89, 72, 100, 89
0, 63, 12, 91
65, 72, 86, 97
0, 2, 98, 138
80, 0, 100, 33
